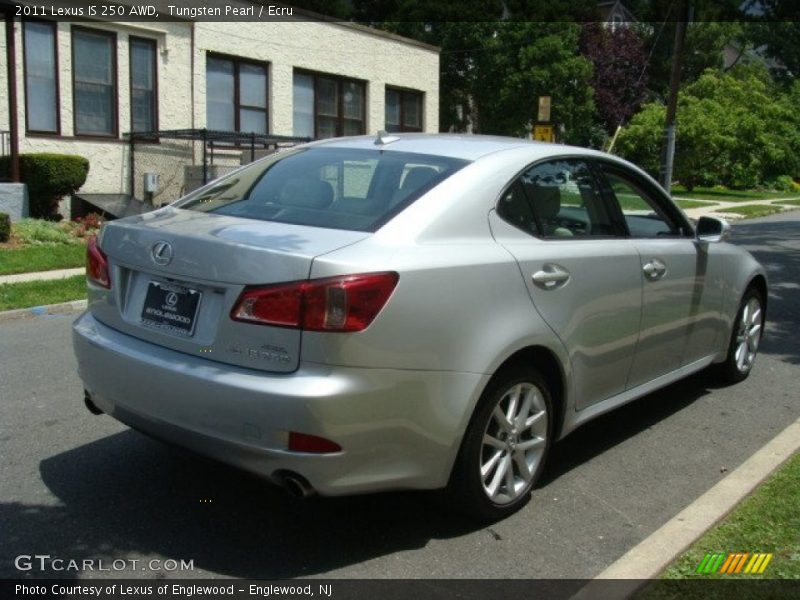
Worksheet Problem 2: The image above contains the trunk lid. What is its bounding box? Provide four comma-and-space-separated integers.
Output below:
91, 207, 369, 373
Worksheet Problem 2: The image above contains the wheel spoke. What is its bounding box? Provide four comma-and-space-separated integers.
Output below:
515, 390, 533, 429
505, 385, 521, 422
524, 410, 545, 430
736, 343, 747, 371
481, 449, 503, 479
504, 455, 516, 492
487, 454, 510, 497
514, 450, 533, 482
749, 307, 761, 327
517, 437, 544, 452
493, 406, 513, 432
483, 434, 505, 450
748, 322, 761, 340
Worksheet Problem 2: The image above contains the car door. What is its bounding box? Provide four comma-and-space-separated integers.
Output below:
596, 162, 725, 388
494, 158, 642, 410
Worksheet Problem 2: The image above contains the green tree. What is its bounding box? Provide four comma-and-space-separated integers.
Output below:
616, 67, 800, 190
469, 22, 598, 144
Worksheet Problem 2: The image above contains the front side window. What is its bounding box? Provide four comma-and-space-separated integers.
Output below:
293, 72, 366, 139
600, 167, 684, 237
130, 37, 157, 133
501, 159, 617, 238
206, 55, 268, 134
24, 21, 59, 134
179, 148, 468, 232
385, 88, 423, 132
72, 28, 117, 136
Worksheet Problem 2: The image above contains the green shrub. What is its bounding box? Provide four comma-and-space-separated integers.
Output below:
0, 153, 89, 218
770, 175, 799, 192
12, 218, 79, 245
0, 213, 10, 243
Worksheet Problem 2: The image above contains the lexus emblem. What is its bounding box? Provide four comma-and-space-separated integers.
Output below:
165, 292, 179, 307
151, 241, 173, 266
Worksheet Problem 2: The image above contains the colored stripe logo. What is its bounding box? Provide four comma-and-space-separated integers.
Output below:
696, 552, 773, 574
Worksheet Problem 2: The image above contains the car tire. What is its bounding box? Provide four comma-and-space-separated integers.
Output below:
448, 364, 553, 521
716, 287, 765, 384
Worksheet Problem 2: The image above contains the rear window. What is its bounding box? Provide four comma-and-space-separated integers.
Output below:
177, 147, 469, 232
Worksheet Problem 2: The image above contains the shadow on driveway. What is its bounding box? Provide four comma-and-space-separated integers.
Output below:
0, 372, 721, 580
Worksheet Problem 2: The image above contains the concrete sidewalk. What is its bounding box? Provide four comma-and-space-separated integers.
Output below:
680, 195, 800, 220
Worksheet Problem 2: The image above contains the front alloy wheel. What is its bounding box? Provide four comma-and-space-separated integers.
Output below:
734, 295, 762, 374
717, 287, 764, 383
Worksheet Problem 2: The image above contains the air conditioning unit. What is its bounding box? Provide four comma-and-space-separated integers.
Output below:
143, 172, 159, 193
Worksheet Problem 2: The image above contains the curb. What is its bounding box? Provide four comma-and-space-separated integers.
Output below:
0, 267, 85, 285
571, 417, 800, 599
0, 299, 87, 324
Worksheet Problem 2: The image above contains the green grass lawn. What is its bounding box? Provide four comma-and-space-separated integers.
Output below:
718, 205, 786, 218
662, 452, 800, 579
772, 199, 800, 207
671, 186, 800, 203
0, 243, 86, 276
0, 275, 87, 311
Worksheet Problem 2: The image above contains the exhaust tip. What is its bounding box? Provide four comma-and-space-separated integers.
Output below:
274, 471, 316, 499
83, 391, 104, 415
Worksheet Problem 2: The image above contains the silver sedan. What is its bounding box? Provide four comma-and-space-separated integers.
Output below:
73, 134, 766, 520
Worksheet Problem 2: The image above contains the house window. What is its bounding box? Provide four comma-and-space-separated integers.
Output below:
23, 21, 59, 134
72, 28, 117, 137
385, 88, 423, 133
293, 71, 366, 139
130, 37, 157, 133
206, 55, 268, 134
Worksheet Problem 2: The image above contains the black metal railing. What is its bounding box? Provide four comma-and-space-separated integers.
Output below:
125, 129, 311, 202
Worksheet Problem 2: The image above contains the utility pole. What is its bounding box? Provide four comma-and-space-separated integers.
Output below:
660, 1, 690, 192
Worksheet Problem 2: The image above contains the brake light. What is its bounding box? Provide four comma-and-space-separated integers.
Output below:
86, 236, 110, 289
231, 272, 398, 332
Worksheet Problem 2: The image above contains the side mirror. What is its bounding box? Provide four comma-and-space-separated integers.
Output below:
696, 216, 731, 243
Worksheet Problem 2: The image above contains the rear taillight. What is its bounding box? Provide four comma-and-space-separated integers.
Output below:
231, 272, 398, 332
86, 236, 110, 289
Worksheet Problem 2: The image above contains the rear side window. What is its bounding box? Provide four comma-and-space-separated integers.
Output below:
178, 148, 469, 232
498, 159, 618, 239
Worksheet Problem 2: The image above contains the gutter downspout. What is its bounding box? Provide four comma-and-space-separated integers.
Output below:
5, 13, 20, 182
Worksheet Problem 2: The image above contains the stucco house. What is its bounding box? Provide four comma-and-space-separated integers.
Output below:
0, 2, 440, 214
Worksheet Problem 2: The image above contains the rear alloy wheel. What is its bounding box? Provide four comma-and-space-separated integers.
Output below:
450, 366, 552, 520
717, 288, 764, 383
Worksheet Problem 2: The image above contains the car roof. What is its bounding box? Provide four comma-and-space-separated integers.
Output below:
310, 133, 610, 162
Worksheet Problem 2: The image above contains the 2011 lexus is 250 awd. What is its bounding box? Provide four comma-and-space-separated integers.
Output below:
73, 133, 766, 519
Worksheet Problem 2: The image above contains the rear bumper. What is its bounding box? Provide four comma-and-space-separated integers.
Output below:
72, 312, 486, 495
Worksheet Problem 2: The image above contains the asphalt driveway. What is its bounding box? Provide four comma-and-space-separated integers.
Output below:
1, 211, 798, 580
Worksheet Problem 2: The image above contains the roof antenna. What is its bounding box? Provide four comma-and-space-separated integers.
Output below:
375, 130, 400, 146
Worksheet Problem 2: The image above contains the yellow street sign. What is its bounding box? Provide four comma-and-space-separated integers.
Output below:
533, 124, 555, 143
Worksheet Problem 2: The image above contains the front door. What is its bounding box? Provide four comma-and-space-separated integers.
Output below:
596, 163, 724, 388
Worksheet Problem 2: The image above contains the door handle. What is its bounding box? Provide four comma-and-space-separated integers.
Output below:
532, 265, 570, 289
643, 259, 667, 280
